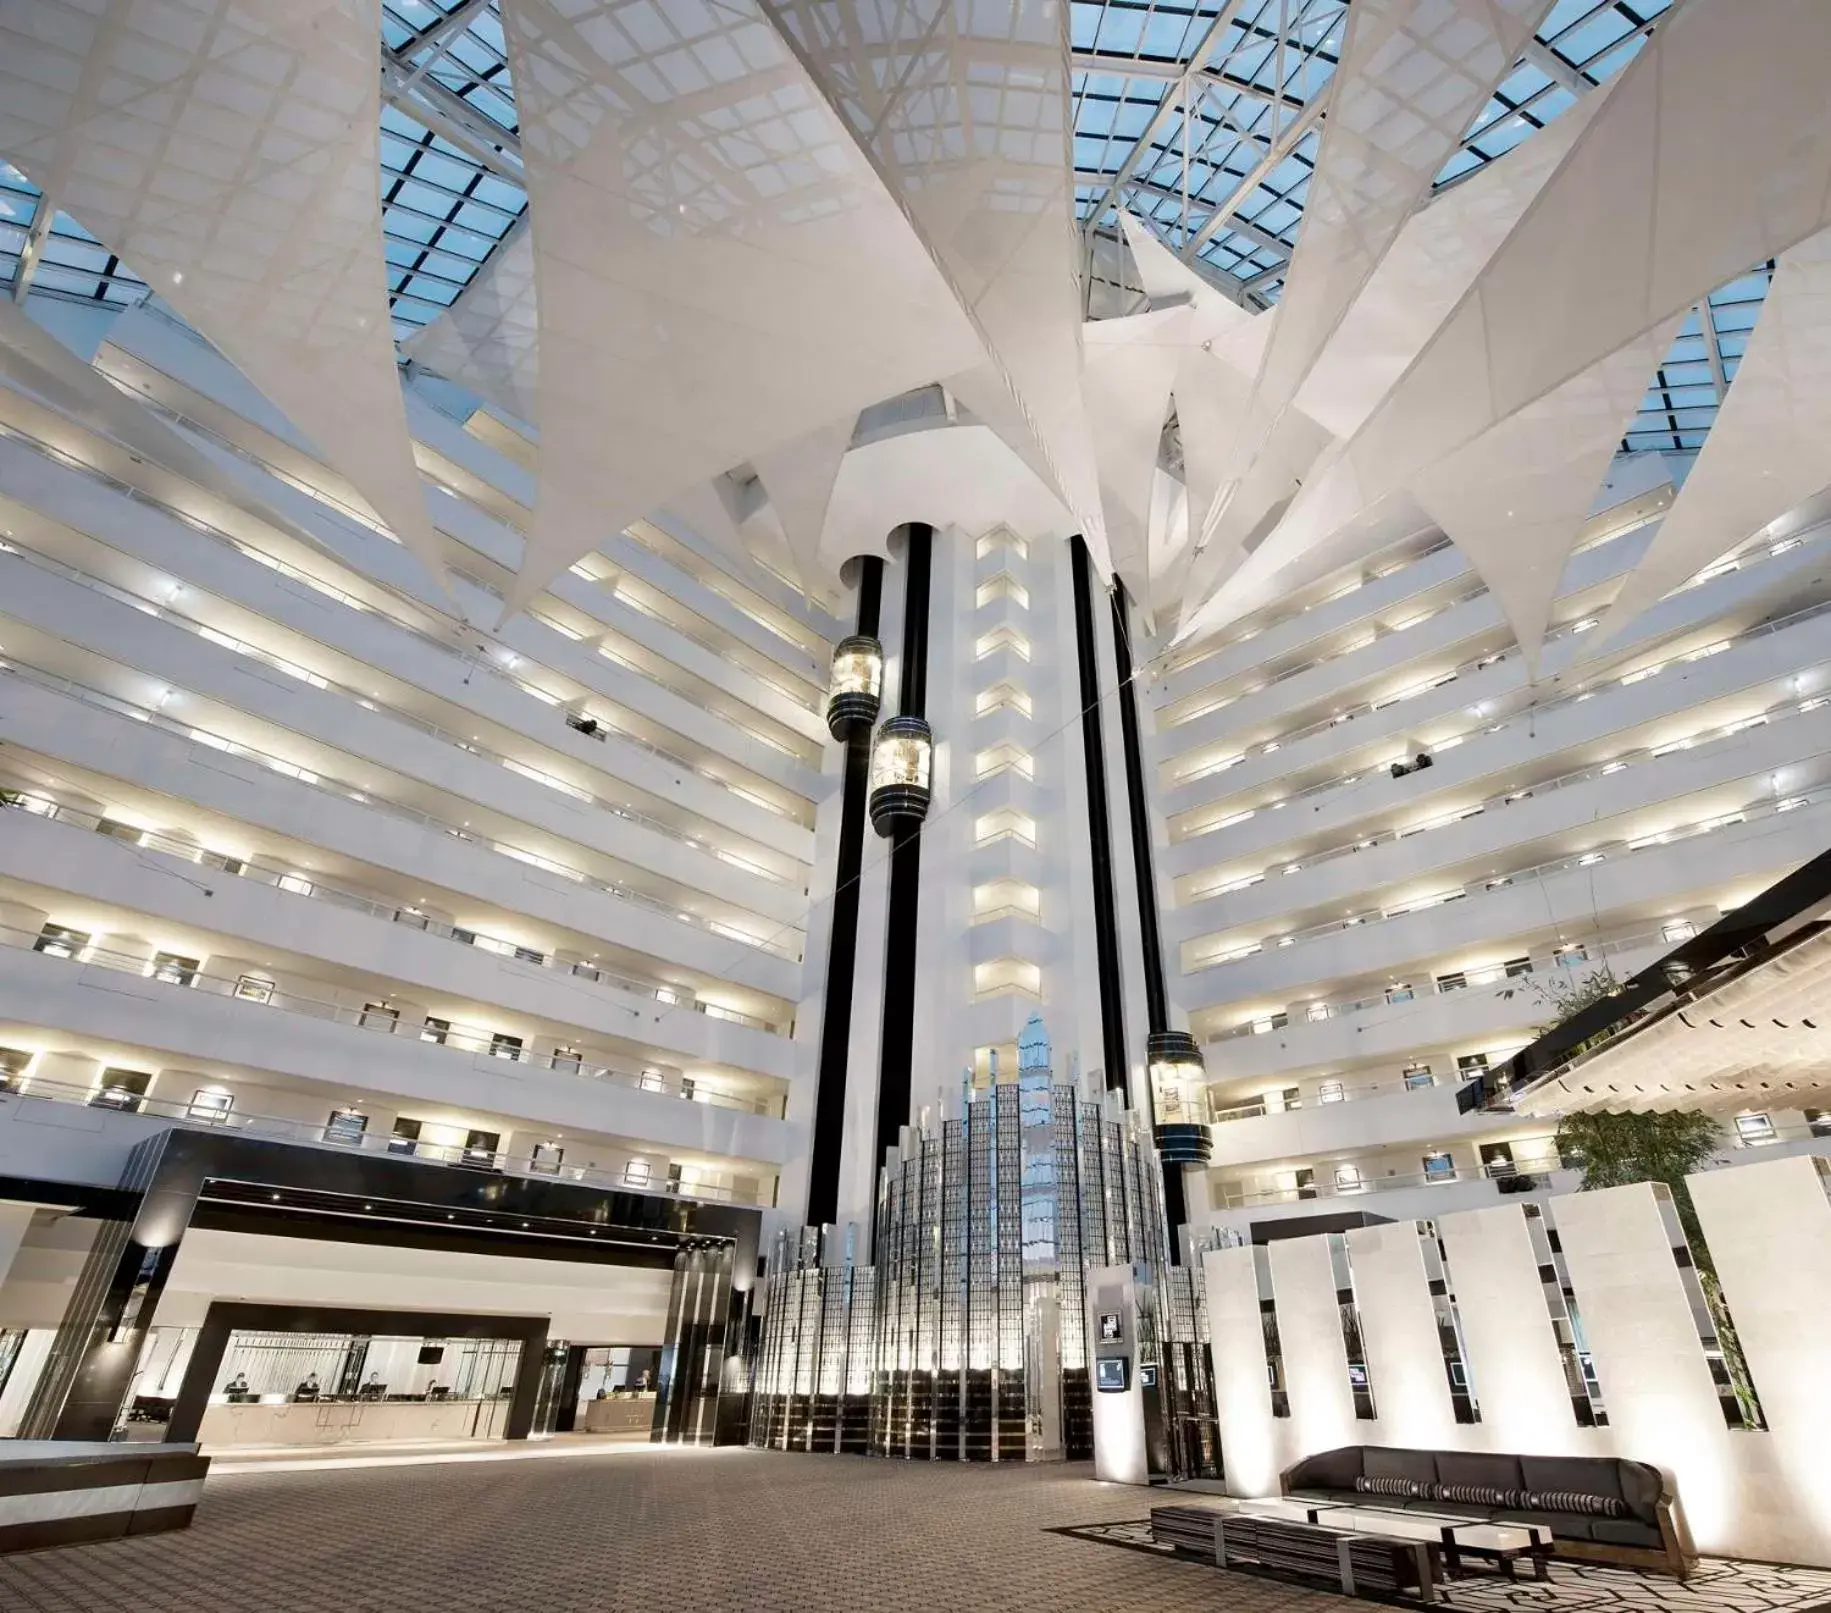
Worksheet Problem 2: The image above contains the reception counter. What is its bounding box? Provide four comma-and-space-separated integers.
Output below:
198, 1397, 513, 1448
580, 1395, 656, 1437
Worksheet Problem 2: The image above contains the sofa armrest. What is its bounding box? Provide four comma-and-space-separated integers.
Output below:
1656, 1495, 1697, 1579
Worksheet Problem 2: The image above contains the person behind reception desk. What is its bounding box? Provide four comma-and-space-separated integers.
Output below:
293, 1373, 321, 1402
223, 1372, 256, 1404
357, 1371, 387, 1401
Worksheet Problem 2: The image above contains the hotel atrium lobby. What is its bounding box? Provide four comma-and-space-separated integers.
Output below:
1, 0, 1831, 1606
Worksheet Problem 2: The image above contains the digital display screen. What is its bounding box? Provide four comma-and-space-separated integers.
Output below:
1095, 1357, 1129, 1393
417, 1345, 445, 1366
1098, 1312, 1123, 1344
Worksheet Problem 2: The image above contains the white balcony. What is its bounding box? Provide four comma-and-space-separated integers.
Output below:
0, 937, 792, 1168
0, 672, 804, 999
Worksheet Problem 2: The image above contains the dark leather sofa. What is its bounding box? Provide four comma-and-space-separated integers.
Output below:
1284, 1445, 1695, 1578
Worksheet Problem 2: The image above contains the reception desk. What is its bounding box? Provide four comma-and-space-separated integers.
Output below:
198, 1397, 513, 1448
580, 1394, 655, 1437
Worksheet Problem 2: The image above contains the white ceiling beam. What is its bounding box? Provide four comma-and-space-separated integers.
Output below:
1181, 81, 1329, 260
379, 55, 523, 182
393, 0, 496, 91
9, 189, 55, 304
1072, 51, 1310, 113
1522, 36, 1591, 97
1080, 0, 1257, 238
1695, 299, 1729, 398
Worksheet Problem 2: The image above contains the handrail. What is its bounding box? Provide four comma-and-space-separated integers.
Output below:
1169, 578, 1488, 727
0, 418, 802, 820
1188, 785, 1828, 972
0, 1074, 768, 1206
1173, 537, 1831, 800
522, 603, 810, 763
1203, 923, 1685, 1044
1215, 1161, 1577, 1210
1162, 537, 1459, 683
113, 364, 820, 716
0, 537, 796, 886
602, 577, 823, 713
0, 658, 804, 961
1186, 675, 1831, 901
0, 790, 785, 1035
0, 919, 782, 1117
617, 528, 825, 657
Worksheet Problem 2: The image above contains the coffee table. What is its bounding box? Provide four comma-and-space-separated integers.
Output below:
1307, 1505, 1551, 1581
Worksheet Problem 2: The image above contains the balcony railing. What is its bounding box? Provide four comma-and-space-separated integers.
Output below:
1173, 556, 1831, 811
1215, 1161, 1577, 1210
0, 790, 785, 1035
0, 416, 803, 821
0, 1074, 769, 1206
1187, 785, 1830, 973
1205, 922, 1675, 1045
1168, 578, 1488, 729
0, 657, 803, 962
0, 537, 798, 887
0, 919, 783, 1117
1185, 668, 1831, 903
1161, 537, 1457, 685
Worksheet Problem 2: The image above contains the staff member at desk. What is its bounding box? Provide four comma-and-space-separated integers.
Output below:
293, 1373, 321, 1402
357, 1371, 387, 1401
223, 1372, 256, 1404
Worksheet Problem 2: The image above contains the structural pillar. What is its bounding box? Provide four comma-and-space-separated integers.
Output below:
1069, 534, 1130, 1095
806, 557, 884, 1230
873, 523, 935, 1172
1111, 579, 1207, 1255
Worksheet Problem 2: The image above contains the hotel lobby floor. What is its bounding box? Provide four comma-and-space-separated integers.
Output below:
0, 1449, 1323, 1613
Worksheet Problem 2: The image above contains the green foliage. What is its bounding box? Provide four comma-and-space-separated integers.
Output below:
1553, 1108, 1724, 1197
1528, 962, 1623, 1047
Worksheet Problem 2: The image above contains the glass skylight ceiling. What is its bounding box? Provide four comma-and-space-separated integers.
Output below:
0, 0, 1773, 460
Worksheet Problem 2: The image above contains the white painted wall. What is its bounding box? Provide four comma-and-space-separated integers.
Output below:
1202, 1164, 1831, 1566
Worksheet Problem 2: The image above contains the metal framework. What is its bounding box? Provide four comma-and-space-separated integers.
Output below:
0, 0, 1772, 457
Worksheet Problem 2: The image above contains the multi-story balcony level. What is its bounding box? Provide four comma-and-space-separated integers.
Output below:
1150, 473, 1831, 1245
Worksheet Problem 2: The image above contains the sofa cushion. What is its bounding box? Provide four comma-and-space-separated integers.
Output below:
1434, 1483, 1515, 1508
1400, 1499, 1492, 1520
1496, 1508, 1595, 1542
1519, 1454, 1623, 1502
1614, 1462, 1666, 1526
1435, 1452, 1524, 1494
1364, 1447, 1439, 1488
1523, 1489, 1626, 1518
1288, 1447, 1364, 1491
1590, 1516, 1664, 1549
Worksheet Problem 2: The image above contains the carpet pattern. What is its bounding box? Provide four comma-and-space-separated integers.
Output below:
0, 1450, 1344, 1613
1055, 1519, 1831, 1613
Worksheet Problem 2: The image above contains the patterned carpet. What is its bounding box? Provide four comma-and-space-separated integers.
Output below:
0, 1450, 1344, 1613
1054, 1519, 1831, 1613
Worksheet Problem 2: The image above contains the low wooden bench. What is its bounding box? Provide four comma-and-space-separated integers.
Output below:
1152, 1504, 1444, 1602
